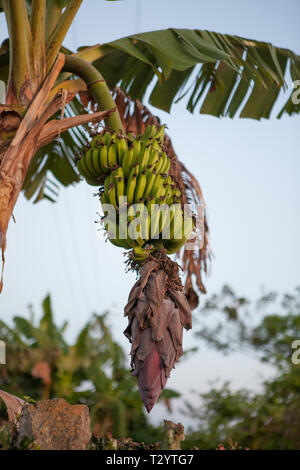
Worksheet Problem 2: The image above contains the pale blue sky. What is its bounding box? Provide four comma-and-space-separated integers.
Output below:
0, 0, 299, 426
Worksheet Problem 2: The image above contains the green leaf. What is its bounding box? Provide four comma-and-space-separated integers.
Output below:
240, 48, 288, 119
90, 29, 300, 119
200, 62, 238, 116
150, 68, 193, 113
20, 29, 300, 207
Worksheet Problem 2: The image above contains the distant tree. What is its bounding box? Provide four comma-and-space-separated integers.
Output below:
182, 286, 300, 450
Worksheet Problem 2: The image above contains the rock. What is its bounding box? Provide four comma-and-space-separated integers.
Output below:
16, 398, 91, 450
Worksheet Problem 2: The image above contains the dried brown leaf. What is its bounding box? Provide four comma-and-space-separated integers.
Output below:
0, 389, 24, 423
145, 270, 168, 317
149, 298, 174, 343
169, 289, 192, 330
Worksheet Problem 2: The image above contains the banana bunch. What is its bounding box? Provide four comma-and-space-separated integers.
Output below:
101, 171, 193, 260
76, 132, 128, 186
76, 124, 170, 186
77, 125, 193, 261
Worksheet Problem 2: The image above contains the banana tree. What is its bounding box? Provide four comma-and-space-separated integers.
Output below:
0, 0, 299, 411
0, 0, 299, 280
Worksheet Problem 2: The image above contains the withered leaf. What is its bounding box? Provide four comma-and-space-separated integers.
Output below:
135, 327, 155, 363
156, 328, 177, 378
169, 289, 192, 330
145, 269, 168, 316
135, 292, 151, 328
168, 309, 183, 361
149, 298, 174, 343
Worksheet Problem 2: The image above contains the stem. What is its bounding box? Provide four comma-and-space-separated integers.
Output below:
155, 240, 165, 250
45, 0, 63, 43
4, 0, 35, 107
31, 0, 46, 85
62, 55, 124, 133
46, 0, 82, 73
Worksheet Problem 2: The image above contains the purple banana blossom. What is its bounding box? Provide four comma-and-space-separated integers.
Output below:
124, 260, 192, 412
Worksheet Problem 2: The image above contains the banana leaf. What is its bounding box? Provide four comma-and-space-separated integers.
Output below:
1, 28, 297, 201
88, 29, 300, 118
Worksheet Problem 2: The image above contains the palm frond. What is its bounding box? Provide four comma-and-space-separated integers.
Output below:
90, 29, 300, 119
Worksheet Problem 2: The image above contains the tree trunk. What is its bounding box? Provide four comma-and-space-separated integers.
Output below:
0, 53, 115, 291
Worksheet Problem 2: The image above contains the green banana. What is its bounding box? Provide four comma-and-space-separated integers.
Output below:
159, 204, 171, 235
132, 139, 141, 165
115, 167, 125, 203
104, 174, 111, 193
79, 155, 95, 180
163, 155, 171, 174
122, 148, 134, 179
99, 145, 109, 174
148, 148, 159, 168
150, 174, 164, 197
163, 237, 187, 254
85, 175, 100, 186
141, 126, 154, 142
100, 192, 109, 205
154, 154, 164, 174
108, 142, 118, 168
144, 170, 157, 198
77, 158, 89, 180
108, 225, 132, 249
116, 136, 128, 165
126, 165, 139, 204
85, 148, 98, 177
92, 147, 102, 176
134, 172, 147, 202
149, 205, 161, 239
172, 208, 185, 239
154, 124, 165, 144
133, 246, 148, 262
138, 145, 150, 174
108, 172, 117, 207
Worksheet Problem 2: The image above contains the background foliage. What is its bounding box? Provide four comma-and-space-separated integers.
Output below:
1, 286, 299, 449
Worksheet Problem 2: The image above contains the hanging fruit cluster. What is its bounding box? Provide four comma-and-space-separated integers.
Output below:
76, 123, 195, 413
76, 125, 194, 262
